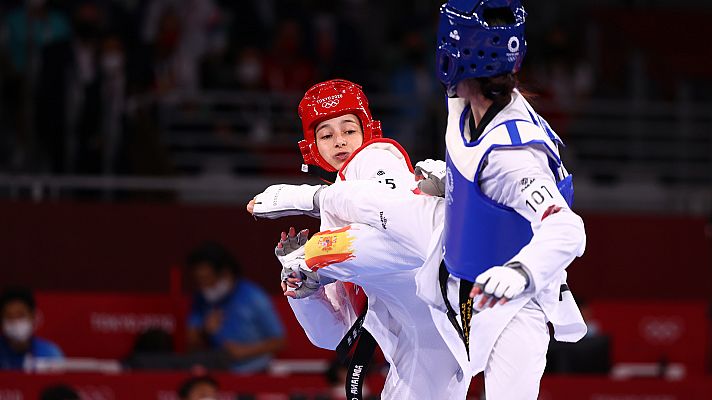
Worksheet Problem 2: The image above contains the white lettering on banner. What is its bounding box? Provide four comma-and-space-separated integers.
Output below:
90, 312, 176, 334
639, 317, 683, 344
0, 390, 23, 400
350, 364, 363, 394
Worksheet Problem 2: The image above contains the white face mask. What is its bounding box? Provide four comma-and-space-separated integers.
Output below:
202, 279, 232, 303
3, 319, 33, 342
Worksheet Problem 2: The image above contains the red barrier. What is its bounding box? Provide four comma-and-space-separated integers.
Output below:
589, 301, 710, 375
33, 291, 333, 361
0, 372, 710, 400
29, 294, 712, 371
539, 376, 712, 400
0, 371, 332, 400
2, 201, 710, 301
0, 200, 320, 294
34, 292, 190, 359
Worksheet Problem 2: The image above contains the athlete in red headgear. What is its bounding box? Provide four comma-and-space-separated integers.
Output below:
297, 79, 383, 175
247, 80, 468, 399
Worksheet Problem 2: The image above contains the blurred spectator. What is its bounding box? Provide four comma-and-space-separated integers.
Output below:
39, 383, 80, 400
65, 2, 114, 174
1, 0, 71, 76
263, 19, 314, 92
387, 30, 434, 152
0, 0, 71, 171
186, 242, 285, 373
0, 287, 63, 370
178, 375, 218, 400
142, 0, 225, 95
233, 47, 264, 90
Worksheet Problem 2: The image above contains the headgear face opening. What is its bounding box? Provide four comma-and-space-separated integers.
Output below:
436, 0, 527, 96
298, 79, 383, 173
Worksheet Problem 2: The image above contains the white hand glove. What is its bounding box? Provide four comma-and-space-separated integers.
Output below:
275, 227, 322, 299
415, 159, 446, 180
474, 263, 530, 301
252, 184, 324, 219
414, 159, 446, 197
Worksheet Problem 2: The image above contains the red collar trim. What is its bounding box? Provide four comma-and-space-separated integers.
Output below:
337, 138, 415, 181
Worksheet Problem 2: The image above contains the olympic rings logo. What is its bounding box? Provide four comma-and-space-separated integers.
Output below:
639, 317, 684, 344
321, 100, 340, 108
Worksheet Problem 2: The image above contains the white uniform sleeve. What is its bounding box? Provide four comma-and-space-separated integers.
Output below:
309, 222, 428, 283
480, 146, 586, 292
318, 181, 444, 261
287, 282, 357, 350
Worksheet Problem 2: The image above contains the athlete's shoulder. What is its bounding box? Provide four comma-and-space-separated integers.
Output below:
339, 138, 414, 181
32, 337, 64, 358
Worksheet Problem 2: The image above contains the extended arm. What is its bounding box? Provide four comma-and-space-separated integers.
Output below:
471, 147, 586, 306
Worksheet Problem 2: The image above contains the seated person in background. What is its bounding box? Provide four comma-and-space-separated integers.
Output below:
0, 287, 63, 369
40, 384, 80, 400
178, 375, 219, 400
186, 242, 285, 373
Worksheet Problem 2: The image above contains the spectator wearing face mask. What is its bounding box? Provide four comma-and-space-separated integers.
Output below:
186, 242, 285, 373
0, 287, 63, 370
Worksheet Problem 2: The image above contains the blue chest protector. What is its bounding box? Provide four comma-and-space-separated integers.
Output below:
443, 119, 574, 282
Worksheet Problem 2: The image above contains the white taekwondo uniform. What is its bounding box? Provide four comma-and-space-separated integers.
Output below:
416, 91, 587, 400
287, 139, 471, 399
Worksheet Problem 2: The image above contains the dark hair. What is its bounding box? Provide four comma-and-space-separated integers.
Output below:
186, 241, 242, 277
0, 287, 36, 314
40, 384, 80, 400
132, 327, 175, 354
469, 73, 518, 106
178, 375, 219, 399
464, 73, 538, 107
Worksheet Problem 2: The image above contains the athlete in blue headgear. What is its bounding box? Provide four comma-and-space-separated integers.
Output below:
414, 1, 589, 398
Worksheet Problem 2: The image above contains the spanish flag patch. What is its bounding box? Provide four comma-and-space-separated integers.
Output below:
305, 226, 356, 271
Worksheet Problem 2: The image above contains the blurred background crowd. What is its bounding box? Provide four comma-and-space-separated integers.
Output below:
0, 0, 708, 206
0, 0, 711, 399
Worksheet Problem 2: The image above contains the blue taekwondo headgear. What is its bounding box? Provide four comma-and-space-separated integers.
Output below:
436, 0, 527, 96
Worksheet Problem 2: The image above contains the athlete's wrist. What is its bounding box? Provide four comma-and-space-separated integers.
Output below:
505, 261, 531, 289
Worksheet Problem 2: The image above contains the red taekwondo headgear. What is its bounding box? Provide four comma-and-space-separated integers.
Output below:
297, 79, 383, 173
